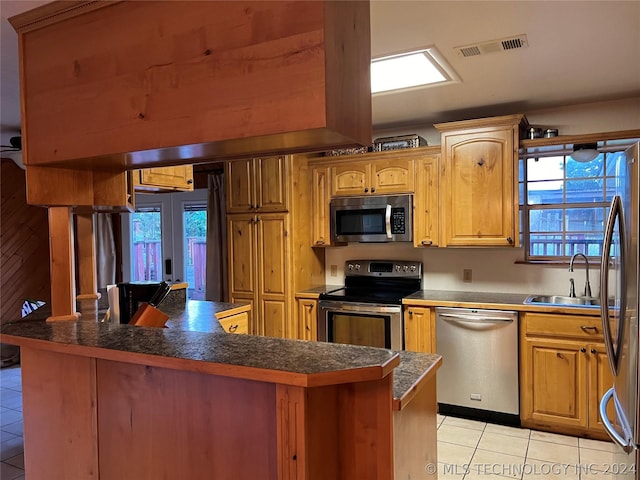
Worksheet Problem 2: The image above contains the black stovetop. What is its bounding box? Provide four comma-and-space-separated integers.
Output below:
319, 272, 422, 305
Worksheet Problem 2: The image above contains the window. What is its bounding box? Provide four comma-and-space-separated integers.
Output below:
519, 138, 637, 261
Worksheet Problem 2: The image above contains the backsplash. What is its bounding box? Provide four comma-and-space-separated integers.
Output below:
324, 243, 601, 297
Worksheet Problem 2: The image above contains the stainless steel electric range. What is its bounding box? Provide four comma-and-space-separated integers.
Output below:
317, 260, 422, 350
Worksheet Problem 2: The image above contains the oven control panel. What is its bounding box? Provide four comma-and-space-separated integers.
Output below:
345, 260, 422, 278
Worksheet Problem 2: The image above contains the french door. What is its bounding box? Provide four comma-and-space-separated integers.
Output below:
121, 190, 208, 300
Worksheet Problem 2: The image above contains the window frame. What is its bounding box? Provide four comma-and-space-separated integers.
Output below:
519, 136, 639, 263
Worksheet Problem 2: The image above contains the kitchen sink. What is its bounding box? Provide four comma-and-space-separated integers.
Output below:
524, 295, 601, 307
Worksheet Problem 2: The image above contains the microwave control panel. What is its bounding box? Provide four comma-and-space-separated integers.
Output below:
391, 208, 406, 234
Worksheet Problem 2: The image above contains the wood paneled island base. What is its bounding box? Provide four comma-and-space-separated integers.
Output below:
2, 302, 440, 480
20, 346, 399, 480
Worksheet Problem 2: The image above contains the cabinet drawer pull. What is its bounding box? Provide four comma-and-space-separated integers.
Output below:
228, 324, 239, 333
580, 325, 598, 333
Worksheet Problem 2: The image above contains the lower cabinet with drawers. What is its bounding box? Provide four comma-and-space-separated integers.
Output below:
519, 312, 613, 440
217, 311, 249, 335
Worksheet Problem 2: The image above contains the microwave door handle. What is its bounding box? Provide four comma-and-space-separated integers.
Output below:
385, 204, 392, 239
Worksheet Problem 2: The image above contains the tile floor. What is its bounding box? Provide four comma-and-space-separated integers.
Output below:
0, 364, 621, 479
0, 365, 24, 480
436, 414, 621, 479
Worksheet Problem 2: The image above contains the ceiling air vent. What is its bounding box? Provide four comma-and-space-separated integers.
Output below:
455, 34, 529, 57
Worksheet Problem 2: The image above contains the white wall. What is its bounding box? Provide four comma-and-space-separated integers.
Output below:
323, 243, 597, 296
323, 98, 639, 295
372, 97, 640, 146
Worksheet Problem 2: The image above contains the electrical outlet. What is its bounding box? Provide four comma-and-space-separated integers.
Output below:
330, 265, 338, 277
463, 269, 472, 283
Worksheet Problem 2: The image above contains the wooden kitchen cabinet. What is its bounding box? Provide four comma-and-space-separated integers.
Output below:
217, 312, 249, 334
226, 156, 288, 213
330, 156, 415, 196
413, 153, 440, 247
403, 305, 436, 353
132, 166, 194, 192
520, 312, 614, 439
297, 298, 318, 341
227, 213, 288, 338
311, 165, 331, 246
436, 114, 526, 247
226, 156, 325, 339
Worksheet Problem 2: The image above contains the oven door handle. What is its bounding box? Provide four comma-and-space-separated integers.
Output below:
385, 204, 392, 239
320, 301, 401, 314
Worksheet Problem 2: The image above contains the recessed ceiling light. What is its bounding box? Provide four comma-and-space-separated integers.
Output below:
371, 47, 460, 94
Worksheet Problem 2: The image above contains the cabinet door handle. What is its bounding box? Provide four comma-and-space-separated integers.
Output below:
371, 187, 376, 193
591, 348, 597, 354
581, 325, 598, 333
580, 347, 587, 353
364, 187, 369, 193
187, 179, 193, 184
228, 324, 238, 333
421, 240, 433, 246
507, 237, 514, 244
408, 310, 413, 315
315, 239, 325, 245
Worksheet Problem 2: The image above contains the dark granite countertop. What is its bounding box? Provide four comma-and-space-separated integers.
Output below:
1, 299, 440, 406
403, 290, 601, 315
1, 300, 402, 389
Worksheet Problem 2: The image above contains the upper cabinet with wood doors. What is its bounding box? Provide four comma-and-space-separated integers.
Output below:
226, 156, 288, 214
435, 114, 527, 247
133, 166, 194, 192
413, 150, 441, 248
330, 156, 415, 196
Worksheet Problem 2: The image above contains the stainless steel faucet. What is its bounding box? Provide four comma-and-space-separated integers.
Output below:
569, 253, 592, 298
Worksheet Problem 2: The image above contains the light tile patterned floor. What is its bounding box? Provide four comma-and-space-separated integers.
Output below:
0, 365, 24, 480
0, 365, 620, 479
436, 414, 621, 480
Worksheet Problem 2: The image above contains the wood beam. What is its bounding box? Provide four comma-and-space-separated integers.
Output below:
47, 207, 80, 321
75, 213, 100, 301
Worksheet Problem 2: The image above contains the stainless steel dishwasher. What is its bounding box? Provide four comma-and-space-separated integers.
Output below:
435, 307, 519, 424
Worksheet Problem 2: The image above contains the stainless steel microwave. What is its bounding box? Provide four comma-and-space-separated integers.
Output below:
330, 194, 413, 243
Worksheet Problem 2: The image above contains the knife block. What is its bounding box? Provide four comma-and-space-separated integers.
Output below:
129, 302, 169, 328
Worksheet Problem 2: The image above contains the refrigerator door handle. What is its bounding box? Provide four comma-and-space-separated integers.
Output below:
600, 195, 626, 377
600, 387, 634, 453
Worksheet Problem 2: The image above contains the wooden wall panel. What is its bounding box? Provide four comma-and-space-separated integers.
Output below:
0, 159, 50, 324
12, 1, 371, 168
20, 347, 99, 480
96, 359, 278, 480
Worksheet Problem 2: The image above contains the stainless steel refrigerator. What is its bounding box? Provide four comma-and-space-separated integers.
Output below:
599, 142, 639, 479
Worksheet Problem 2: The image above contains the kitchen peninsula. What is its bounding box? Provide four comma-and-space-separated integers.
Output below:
0, 300, 441, 480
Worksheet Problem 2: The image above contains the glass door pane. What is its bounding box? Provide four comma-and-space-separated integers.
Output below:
182, 206, 207, 300
130, 208, 163, 281
122, 190, 208, 301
